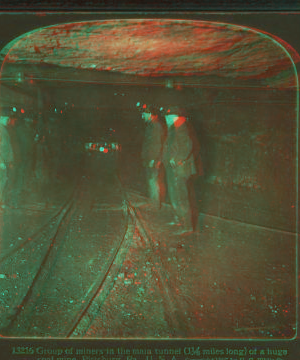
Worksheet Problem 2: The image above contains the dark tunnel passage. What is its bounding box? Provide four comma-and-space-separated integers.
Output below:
0, 18, 298, 234
1, 81, 297, 232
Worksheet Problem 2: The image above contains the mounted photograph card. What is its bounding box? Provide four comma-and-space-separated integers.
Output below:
0, 10, 298, 359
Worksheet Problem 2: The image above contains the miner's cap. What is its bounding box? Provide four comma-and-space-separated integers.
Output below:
162, 105, 187, 117
136, 102, 160, 116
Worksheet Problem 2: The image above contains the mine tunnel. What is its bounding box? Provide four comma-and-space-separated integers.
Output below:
0, 19, 298, 338
0, 73, 297, 231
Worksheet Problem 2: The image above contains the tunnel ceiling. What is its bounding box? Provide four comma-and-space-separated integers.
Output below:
0, 19, 299, 88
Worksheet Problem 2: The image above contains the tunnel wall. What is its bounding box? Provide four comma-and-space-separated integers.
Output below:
188, 86, 296, 233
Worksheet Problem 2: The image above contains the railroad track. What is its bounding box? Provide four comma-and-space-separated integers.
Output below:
67, 177, 194, 338
0, 176, 193, 338
0, 178, 83, 334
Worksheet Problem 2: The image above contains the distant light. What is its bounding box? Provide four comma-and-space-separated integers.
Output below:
16, 72, 24, 83
165, 79, 174, 88
136, 102, 140, 107
160, 107, 164, 111
13, 107, 17, 112
143, 104, 147, 109
61, 110, 63, 114
103, 148, 108, 153
100, 147, 104, 152
21, 109, 25, 113
54, 108, 57, 113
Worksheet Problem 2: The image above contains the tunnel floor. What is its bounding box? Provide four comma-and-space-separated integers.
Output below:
0, 174, 296, 339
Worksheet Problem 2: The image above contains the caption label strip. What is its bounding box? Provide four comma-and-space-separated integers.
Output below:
11, 346, 289, 360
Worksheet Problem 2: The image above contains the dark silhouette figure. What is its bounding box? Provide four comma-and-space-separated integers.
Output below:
140, 103, 166, 208
162, 106, 203, 235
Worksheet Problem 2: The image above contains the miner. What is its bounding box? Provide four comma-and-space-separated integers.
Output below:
0, 112, 14, 206
162, 106, 203, 235
139, 103, 166, 209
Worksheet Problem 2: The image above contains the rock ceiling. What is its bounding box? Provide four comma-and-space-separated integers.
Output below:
0, 19, 299, 88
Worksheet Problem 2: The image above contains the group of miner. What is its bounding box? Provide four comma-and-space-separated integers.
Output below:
0, 101, 203, 236
139, 103, 203, 236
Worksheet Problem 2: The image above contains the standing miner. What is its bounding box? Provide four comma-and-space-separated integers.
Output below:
0, 112, 14, 206
139, 103, 166, 209
162, 106, 203, 235
10, 115, 36, 206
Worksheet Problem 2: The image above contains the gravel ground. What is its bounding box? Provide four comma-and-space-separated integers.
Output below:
0, 175, 296, 339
